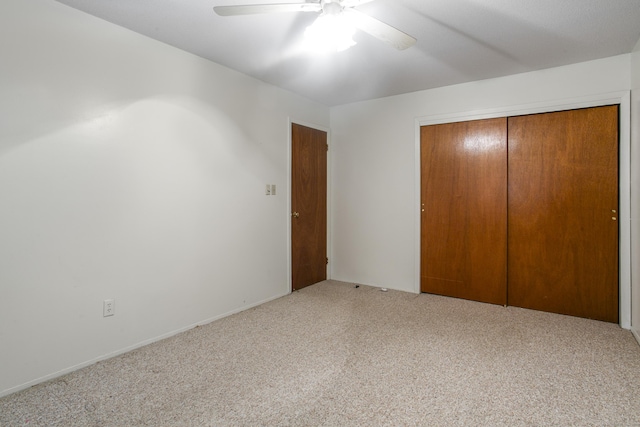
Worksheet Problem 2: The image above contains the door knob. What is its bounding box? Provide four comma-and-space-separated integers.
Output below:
292, 212, 299, 218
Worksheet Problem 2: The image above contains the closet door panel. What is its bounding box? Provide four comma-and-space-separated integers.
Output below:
420, 118, 507, 305
507, 106, 619, 322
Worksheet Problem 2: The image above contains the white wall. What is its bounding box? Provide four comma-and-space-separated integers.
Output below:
0, 0, 329, 397
331, 55, 632, 299
631, 39, 640, 342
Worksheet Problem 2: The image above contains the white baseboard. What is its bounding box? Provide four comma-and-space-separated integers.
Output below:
632, 328, 640, 347
0, 291, 289, 398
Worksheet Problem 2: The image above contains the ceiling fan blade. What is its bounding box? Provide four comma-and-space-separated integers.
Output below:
214, 2, 321, 16
344, 9, 416, 50
340, 0, 375, 8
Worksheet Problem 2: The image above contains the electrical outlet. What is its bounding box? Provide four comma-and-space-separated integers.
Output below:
271, 184, 276, 195
265, 184, 271, 195
103, 299, 115, 317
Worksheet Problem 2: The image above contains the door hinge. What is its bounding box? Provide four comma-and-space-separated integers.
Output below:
326, 143, 329, 151
326, 257, 329, 264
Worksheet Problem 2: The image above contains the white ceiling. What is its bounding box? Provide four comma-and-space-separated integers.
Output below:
54, 0, 640, 106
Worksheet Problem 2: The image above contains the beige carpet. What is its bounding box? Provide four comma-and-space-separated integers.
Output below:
2, 280, 640, 426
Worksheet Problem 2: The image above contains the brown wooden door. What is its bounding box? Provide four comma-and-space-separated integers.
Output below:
507, 106, 619, 322
420, 118, 508, 305
291, 123, 327, 291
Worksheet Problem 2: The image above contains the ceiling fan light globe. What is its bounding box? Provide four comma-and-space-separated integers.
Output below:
304, 13, 357, 53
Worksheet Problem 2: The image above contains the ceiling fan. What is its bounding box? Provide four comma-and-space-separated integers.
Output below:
213, 0, 417, 51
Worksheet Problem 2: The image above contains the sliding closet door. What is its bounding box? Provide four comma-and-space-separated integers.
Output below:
420, 118, 507, 305
507, 106, 619, 322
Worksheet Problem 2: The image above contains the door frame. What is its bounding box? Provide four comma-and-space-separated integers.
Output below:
287, 118, 332, 293
414, 91, 632, 329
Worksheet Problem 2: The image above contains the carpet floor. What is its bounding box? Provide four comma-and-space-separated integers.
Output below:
1, 280, 640, 426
